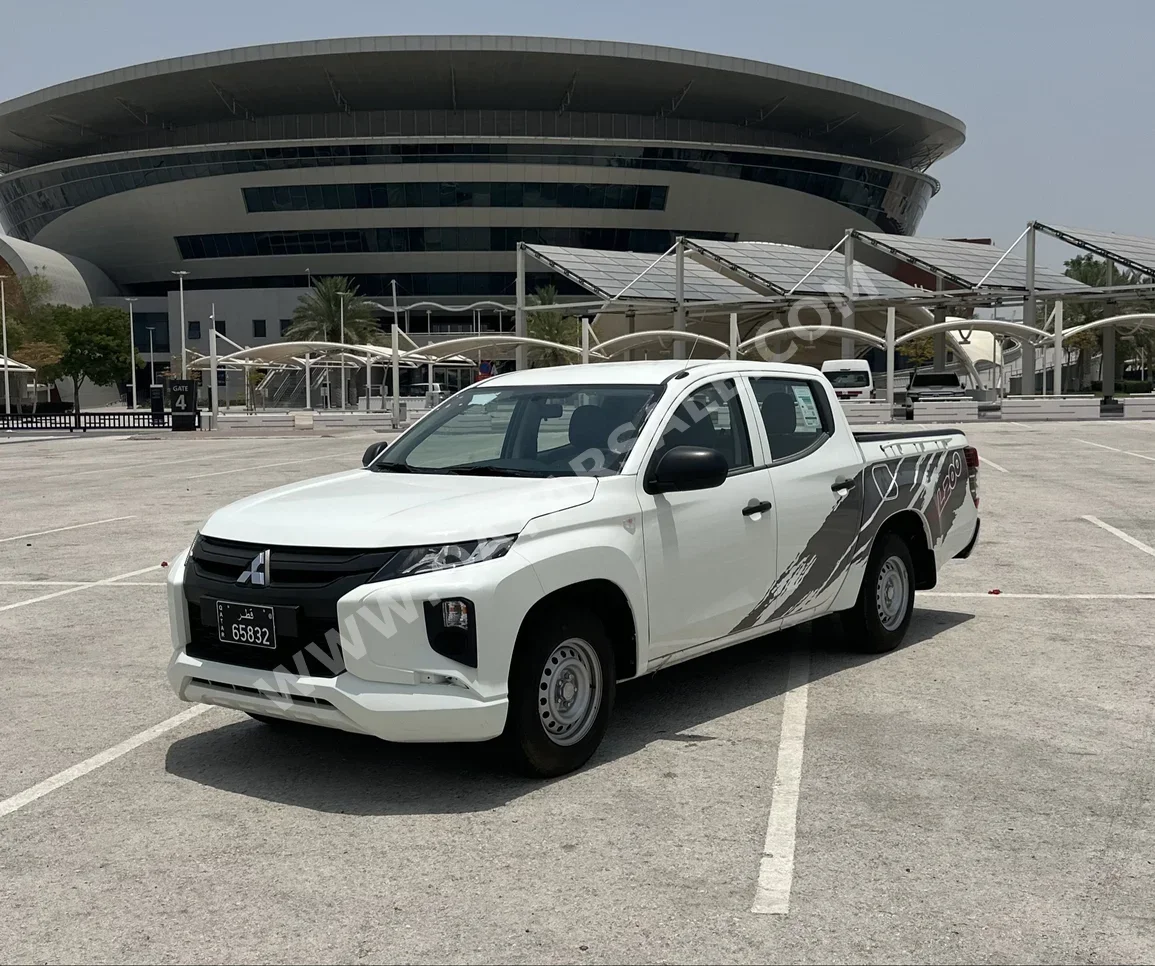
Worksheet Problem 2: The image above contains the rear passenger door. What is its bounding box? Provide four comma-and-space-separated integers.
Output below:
736, 375, 865, 630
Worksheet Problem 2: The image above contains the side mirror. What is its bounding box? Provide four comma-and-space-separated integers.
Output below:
646, 446, 728, 494
362, 440, 389, 467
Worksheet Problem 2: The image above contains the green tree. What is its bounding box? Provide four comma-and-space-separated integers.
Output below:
1062, 255, 1155, 389
3, 272, 56, 350
526, 285, 581, 367
50, 304, 132, 411
900, 335, 935, 367
12, 341, 63, 413
285, 276, 378, 344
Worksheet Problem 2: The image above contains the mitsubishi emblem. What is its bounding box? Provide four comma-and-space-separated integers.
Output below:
237, 549, 271, 586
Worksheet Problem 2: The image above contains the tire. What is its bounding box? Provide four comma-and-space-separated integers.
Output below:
840, 533, 916, 654
504, 607, 616, 778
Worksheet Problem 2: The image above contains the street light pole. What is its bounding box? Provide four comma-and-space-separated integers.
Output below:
147, 327, 156, 387
171, 270, 189, 378
124, 297, 139, 410
1, 275, 10, 416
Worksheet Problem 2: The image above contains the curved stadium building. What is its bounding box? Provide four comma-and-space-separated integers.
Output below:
0, 35, 964, 385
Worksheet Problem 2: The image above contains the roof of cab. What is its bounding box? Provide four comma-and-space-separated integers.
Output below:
482, 359, 824, 387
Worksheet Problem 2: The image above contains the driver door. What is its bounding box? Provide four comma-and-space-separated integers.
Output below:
637, 377, 778, 659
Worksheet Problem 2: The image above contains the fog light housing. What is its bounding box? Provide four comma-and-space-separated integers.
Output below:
442, 599, 470, 630
423, 597, 478, 668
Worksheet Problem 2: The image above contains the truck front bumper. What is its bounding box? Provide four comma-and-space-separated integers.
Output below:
167, 650, 509, 742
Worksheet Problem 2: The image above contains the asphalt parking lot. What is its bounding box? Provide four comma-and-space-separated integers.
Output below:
1, 421, 1153, 965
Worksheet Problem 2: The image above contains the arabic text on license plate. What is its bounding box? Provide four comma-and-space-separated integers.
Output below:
216, 600, 276, 648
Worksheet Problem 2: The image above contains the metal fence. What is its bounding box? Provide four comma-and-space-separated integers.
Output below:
0, 411, 193, 431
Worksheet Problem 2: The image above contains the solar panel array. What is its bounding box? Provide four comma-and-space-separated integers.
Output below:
1043, 225, 1155, 277
858, 233, 1083, 291
525, 245, 761, 301
687, 239, 920, 300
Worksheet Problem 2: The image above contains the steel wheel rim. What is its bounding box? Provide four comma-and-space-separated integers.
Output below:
875, 556, 909, 631
538, 637, 602, 746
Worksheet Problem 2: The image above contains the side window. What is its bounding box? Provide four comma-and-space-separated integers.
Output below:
653, 379, 752, 472
750, 377, 832, 461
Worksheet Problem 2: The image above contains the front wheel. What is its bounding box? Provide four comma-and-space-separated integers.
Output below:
840, 533, 915, 654
504, 608, 616, 778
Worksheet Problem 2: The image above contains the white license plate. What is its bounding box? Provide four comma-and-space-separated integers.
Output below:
216, 600, 276, 648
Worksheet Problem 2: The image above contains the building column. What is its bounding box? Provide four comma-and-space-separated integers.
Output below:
1053, 300, 1064, 396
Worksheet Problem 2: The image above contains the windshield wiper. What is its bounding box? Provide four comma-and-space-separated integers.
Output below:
443, 465, 551, 478
370, 461, 416, 473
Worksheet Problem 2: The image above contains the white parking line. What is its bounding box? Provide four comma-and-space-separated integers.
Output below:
0, 565, 163, 612
752, 648, 811, 915
1125, 451, 1155, 462
0, 580, 166, 587
922, 591, 1155, 599
1082, 516, 1155, 559
0, 705, 213, 821
980, 456, 1009, 473
187, 455, 338, 480
0, 516, 135, 543
1074, 438, 1122, 452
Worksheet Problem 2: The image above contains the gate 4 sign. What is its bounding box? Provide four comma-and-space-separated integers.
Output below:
170, 379, 198, 431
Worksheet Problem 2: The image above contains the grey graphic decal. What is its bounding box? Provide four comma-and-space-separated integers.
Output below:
731, 445, 970, 634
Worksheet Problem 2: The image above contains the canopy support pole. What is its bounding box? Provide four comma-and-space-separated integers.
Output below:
886, 306, 896, 412
392, 324, 401, 428
1053, 300, 1064, 396
729, 312, 739, 359
1022, 225, 1037, 394
673, 236, 686, 361
515, 244, 527, 371
209, 327, 219, 431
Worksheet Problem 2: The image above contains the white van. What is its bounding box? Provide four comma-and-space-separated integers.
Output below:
821, 359, 874, 400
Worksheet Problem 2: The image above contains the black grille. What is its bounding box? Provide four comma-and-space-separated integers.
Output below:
184, 535, 394, 675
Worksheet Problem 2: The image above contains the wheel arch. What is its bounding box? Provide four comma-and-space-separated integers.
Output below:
515, 579, 639, 680
874, 509, 937, 590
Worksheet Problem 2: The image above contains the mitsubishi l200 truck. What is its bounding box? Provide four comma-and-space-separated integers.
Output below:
167, 360, 980, 777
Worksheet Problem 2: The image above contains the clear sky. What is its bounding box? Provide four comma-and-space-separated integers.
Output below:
1, 0, 1151, 259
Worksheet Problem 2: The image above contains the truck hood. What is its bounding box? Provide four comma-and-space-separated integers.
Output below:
199, 469, 598, 548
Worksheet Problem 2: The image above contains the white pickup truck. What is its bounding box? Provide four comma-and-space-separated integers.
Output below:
167, 360, 980, 777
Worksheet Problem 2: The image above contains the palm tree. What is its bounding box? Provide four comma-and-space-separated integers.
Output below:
285, 276, 379, 344
526, 285, 581, 367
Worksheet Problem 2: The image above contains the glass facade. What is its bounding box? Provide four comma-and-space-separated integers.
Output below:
132, 312, 169, 352
126, 272, 590, 299
0, 142, 934, 240
242, 181, 668, 213
175, 226, 737, 260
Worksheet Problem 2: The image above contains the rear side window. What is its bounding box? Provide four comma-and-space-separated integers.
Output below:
749, 377, 833, 462
653, 379, 752, 472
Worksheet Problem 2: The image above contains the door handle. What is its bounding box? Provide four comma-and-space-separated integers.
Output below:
742, 499, 773, 516
831, 478, 857, 492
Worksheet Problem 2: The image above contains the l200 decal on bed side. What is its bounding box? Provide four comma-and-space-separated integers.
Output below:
729, 447, 970, 634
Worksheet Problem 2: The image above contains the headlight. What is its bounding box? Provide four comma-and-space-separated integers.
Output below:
369, 535, 517, 582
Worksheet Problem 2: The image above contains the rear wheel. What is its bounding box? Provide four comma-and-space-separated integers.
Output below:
504, 608, 616, 778
840, 533, 915, 654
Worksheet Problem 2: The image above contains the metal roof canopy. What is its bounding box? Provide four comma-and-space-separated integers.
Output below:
524, 244, 764, 303
684, 237, 921, 300
850, 230, 1083, 292
1033, 223, 1155, 279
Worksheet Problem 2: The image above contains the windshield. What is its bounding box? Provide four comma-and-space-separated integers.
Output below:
372, 383, 661, 477
911, 373, 963, 388
825, 370, 871, 389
